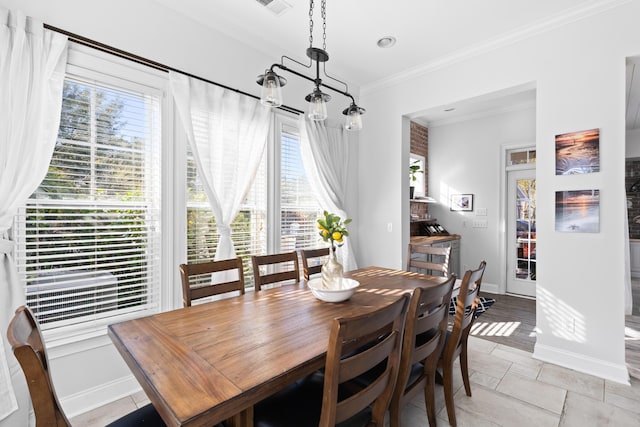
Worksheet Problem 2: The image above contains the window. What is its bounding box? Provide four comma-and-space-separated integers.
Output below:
13, 47, 163, 335
409, 153, 425, 198
186, 114, 323, 287
186, 143, 267, 284
279, 121, 323, 252
508, 148, 536, 166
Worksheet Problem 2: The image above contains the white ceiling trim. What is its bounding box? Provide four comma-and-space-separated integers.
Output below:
361, 0, 631, 96
424, 99, 536, 128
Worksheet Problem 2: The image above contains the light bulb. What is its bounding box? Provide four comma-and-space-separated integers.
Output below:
259, 71, 283, 107
307, 92, 328, 121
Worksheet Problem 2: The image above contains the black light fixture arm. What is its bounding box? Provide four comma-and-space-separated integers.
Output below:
257, 0, 363, 129
267, 62, 356, 105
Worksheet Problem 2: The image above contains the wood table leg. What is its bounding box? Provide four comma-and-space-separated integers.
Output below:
226, 406, 253, 427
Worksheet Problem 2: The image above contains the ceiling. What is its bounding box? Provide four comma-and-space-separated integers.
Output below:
152, 0, 637, 128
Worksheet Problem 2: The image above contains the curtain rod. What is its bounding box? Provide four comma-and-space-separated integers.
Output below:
43, 23, 304, 116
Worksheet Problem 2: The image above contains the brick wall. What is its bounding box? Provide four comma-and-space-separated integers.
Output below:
627, 159, 640, 238
410, 122, 428, 219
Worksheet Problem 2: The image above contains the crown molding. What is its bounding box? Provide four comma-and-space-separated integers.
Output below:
361, 0, 632, 96
425, 99, 536, 128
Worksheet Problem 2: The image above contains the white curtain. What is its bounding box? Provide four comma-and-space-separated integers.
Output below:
0, 8, 68, 424
170, 72, 270, 260
299, 117, 357, 271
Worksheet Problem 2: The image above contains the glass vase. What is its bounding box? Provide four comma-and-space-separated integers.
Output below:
321, 246, 344, 289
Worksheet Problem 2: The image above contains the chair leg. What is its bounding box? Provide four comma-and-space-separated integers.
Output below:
442, 363, 457, 427
389, 398, 401, 427
424, 374, 438, 427
460, 342, 472, 397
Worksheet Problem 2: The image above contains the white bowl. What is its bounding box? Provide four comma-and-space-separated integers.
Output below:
307, 277, 359, 303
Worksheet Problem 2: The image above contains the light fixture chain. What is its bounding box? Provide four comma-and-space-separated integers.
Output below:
321, 0, 326, 50
309, 0, 314, 48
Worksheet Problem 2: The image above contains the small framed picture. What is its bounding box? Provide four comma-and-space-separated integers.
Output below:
450, 194, 473, 211
555, 128, 600, 175
555, 189, 600, 233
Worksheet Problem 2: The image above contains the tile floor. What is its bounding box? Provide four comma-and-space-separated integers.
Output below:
70, 335, 640, 426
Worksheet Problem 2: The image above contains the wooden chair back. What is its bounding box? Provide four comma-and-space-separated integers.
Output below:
448, 261, 486, 353
300, 247, 329, 280
179, 257, 245, 307
320, 293, 410, 426
439, 261, 487, 426
407, 244, 451, 277
7, 305, 71, 427
390, 274, 457, 427
251, 251, 300, 291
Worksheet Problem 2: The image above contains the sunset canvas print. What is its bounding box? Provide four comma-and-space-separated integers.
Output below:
555, 128, 600, 175
555, 190, 600, 233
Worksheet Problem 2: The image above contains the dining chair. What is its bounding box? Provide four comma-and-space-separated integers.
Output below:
179, 257, 245, 307
407, 244, 452, 277
389, 274, 457, 427
439, 261, 487, 427
251, 251, 300, 291
253, 293, 410, 427
300, 247, 330, 280
7, 305, 166, 427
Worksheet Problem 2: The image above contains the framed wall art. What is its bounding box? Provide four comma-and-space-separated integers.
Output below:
555, 189, 600, 233
555, 128, 600, 175
450, 194, 473, 211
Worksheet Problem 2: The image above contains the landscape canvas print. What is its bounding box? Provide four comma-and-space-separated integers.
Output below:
555, 190, 600, 233
555, 128, 600, 175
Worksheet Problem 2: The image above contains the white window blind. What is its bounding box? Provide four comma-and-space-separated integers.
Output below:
279, 123, 324, 252
14, 76, 162, 331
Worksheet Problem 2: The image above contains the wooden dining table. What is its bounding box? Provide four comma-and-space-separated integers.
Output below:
107, 266, 449, 427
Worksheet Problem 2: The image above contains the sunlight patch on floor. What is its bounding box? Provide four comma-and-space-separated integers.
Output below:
625, 326, 640, 340
471, 321, 521, 337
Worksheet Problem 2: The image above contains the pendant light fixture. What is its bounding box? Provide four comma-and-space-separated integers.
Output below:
256, 0, 365, 130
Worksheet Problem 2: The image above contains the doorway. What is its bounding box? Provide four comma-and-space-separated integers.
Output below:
506, 167, 536, 297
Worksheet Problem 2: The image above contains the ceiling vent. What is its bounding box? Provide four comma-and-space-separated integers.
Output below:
255, 0, 292, 16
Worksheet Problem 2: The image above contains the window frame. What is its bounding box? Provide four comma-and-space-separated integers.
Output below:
13, 43, 174, 344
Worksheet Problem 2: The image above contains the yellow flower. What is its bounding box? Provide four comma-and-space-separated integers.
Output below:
317, 211, 351, 248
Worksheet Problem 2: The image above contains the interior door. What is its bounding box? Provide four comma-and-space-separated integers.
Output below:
507, 168, 536, 296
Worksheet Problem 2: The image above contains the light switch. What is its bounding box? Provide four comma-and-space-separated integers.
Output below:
476, 208, 487, 216
472, 220, 488, 228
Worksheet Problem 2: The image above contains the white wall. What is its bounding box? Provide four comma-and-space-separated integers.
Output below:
627, 128, 640, 158
0, 0, 362, 419
427, 105, 536, 293
358, 1, 640, 383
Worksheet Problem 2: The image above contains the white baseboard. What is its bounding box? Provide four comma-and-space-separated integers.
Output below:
61, 375, 141, 418
533, 342, 630, 385
479, 281, 499, 294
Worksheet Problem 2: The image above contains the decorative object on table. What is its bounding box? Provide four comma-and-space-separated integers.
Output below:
307, 277, 359, 302
555, 189, 600, 233
255, 0, 365, 130
555, 128, 600, 175
317, 211, 351, 290
409, 158, 424, 199
450, 193, 473, 211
